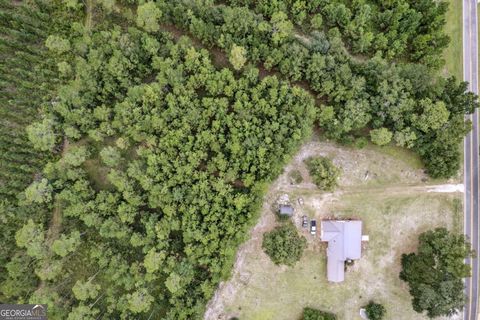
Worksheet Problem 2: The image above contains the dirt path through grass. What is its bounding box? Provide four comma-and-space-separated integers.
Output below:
285, 183, 464, 195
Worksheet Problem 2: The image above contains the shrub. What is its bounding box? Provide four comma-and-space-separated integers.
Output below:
262, 223, 306, 266
26, 118, 57, 151
100, 146, 122, 167
364, 301, 386, 320
370, 128, 393, 146
310, 14, 323, 30
354, 137, 368, 149
304, 156, 340, 191
302, 307, 337, 320
136, 2, 162, 32
229, 44, 247, 70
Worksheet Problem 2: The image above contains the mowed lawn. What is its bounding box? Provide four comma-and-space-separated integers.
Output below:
223, 192, 463, 320
443, 0, 463, 79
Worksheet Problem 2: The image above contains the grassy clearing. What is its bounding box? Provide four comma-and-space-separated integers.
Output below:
79, 136, 138, 191
83, 158, 113, 191
279, 140, 431, 191
365, 143, 423, 171
443, 0, 463, 79
223, 192, 462, 320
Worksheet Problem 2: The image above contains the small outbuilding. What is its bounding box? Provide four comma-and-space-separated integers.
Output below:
278, 204, 294, 217
320, 220, 363, 283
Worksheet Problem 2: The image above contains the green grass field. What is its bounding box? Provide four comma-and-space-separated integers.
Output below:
223, 192, 462, 320
366, 144, 423, 170
443, 0, 463, 79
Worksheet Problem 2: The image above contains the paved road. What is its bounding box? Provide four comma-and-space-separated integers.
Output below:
464, 1, 479, 319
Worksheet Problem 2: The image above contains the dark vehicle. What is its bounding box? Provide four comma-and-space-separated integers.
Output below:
302, 215, 308, 228
310, 219, 317, 235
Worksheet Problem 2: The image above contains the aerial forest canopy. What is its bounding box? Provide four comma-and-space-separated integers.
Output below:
0, 0, 477, 319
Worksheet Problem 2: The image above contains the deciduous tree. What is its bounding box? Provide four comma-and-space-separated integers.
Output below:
400, 228, 473, 318
370, 128, 393, 146
364, 301, 386, 320
262, 223, 306, 266
304, 156, 340, 191
229, 44, 247, 70
136, 2, 162, 32
26, 118, 57, 151
25, 179, 53, 204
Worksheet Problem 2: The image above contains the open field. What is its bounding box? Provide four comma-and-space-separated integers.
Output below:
205, 138, 464, 320
444, 0, 463, 79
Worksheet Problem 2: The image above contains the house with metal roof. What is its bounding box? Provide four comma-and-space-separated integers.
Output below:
320, 220, 363, 283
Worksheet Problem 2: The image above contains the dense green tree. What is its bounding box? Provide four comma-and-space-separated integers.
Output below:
15, 219, 46, 259
304, 157, 340, 191
72, 280, 100, 301
310, 14, 323, 30
45, 35, 71, 54
100, 146, 122, 167
67, 305, 99, 320
394, 128, 417, 148
302, 307, 337, 320
324, 3, 351, 28
400, 228, 473, 318
126, 289, 154, 313
0, 253, 37, 299
165, 272, 182, 294
10, 26, 317, 317
136, 2, 162, 32
63, 146, 89, 167
98, 0, 116, 14
57, 61, 72, 77
0, 0, 104, 305
270, 11, 293, 45
229, 44, 247, 70
370, 128, 393, 146
143, 248, 165, 273
418, 116, 470, 178
165, 0, 479, 180
364, 301, 386, 320
51, 231, 81, 257
262, 223, 307, 266
26, 118, 58, 151
412, 100, 450, 133
25, 179, 53, 204
35, 259, 64, 281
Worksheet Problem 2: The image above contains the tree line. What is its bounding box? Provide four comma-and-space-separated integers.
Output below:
0, 0, 80, 298
0, 0, 477, 319
2, 18, 316, 318
161, 0, 477, 178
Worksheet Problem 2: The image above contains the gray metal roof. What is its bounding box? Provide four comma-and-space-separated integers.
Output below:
320, 220, 362, 283
279, 204, 294, 216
